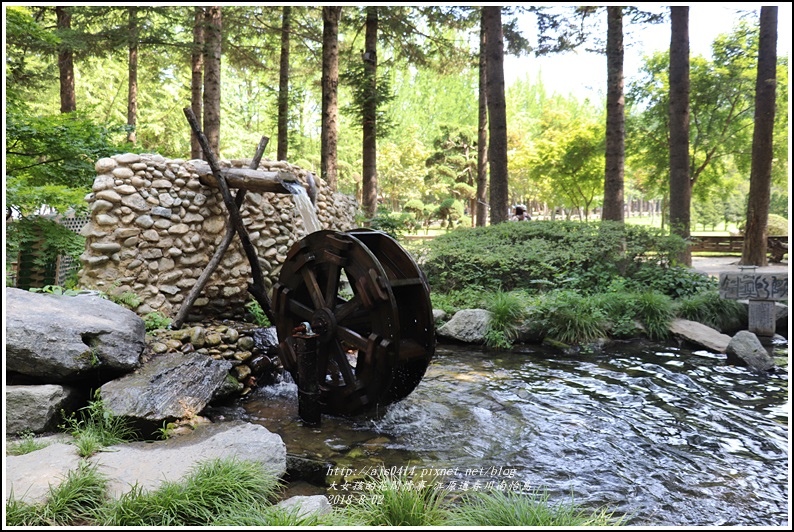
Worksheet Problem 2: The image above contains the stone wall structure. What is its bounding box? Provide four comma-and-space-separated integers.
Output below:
77, 153, 357, 321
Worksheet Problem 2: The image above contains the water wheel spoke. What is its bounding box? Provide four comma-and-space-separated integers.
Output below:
285, 298, 313, 321
333, 294, 363, 323
336, 325, 369, 353
324, 262, 341, 308
330, 340, 357, 386
300, 266, 326, 310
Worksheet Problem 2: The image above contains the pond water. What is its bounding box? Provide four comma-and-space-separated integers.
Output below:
235, 340, 789, 527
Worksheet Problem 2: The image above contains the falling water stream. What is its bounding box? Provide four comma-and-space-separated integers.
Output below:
230, 340, 789, 527
283, 181, 322, 234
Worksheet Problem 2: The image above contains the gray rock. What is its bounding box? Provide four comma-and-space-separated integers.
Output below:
100, 352, 232, 425
5, 421, 287, 505
94, 421, 286, 499
5, 288, 145, 382
276, 495, 332, 519
4, 443, 83, 504
668, 318, 731, 353
437, 309, 492, 344
5, 384, 83, 434
726, 330, 776, 373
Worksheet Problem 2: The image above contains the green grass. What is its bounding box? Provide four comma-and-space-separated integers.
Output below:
6, 431, 50, 456
448, 489, 623, 526
59, 392, 138, 457
6, 458, 622, 527
95, 458, 283, 526
335, 473, 451, 526
6, 460, 108, 526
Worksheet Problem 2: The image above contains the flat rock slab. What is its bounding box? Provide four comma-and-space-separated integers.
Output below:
4, 442, 82, 504
5, 421, 286, 504
669, 318, 731, 353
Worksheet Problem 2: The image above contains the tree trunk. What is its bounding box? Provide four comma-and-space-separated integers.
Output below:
602, 6, 625, 222
668, 6, 691, 265
56, 6, 75, 113
321, 6, 342, 191
126, 7, 139, 144
483, 6, 508, 225
362, 6, 379, 219
191, 7, 205, 159
741, 6, 777, 266
277, 6, 291, 161
203, 6, 222, 158
476, 12, 489, 227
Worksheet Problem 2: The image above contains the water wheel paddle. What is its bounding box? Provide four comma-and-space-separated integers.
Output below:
272, 229, 435, 416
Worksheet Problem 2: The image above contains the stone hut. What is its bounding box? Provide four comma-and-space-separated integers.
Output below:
77, 153, 357, 321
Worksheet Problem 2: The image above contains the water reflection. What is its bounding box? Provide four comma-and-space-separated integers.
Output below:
240, 340, 789, 526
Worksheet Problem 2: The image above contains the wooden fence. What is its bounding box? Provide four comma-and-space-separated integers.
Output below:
689, 235, 788, 262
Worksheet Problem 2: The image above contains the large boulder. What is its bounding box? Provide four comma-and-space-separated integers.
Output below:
5, 288, 145, 382
437, 309, 492, 344
726, 330, 776, 373
100, 352, 232, 429
5, 384, 84, 434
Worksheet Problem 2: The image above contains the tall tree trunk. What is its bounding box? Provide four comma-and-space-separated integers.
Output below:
362, 6, 379, 219
191, 7, 205, 159
602, 6, 625, 222
668, 6, 691, 265
483, 6, 508, 225
741, 6, 778, 266
476, 12, 489, 227
126, 7, 138, 144
56, 6, 75, 113
277, 6, 291, 161
203, 6, 222, 157
321, 6, 341, 191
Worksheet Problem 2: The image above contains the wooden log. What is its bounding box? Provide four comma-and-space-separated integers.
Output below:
172, 136, 270, 330
190, 161, 302, 194
182, 108, 276, 325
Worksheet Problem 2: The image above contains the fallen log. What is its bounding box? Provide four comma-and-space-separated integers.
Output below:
189, 160, 301, 194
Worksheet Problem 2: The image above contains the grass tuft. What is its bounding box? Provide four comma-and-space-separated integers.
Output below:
59, 391, 137, 457
448, 488, 623, 526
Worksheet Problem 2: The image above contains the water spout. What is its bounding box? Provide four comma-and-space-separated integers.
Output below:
283, 181, 322, 234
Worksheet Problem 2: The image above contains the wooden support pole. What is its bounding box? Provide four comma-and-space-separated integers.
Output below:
181, 107, 277, 325
173, 136, 270, 329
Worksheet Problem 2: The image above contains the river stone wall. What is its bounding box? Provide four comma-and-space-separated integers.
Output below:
77, 153, 357, 320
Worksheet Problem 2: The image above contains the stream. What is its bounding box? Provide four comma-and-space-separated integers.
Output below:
235, 339, 788, 526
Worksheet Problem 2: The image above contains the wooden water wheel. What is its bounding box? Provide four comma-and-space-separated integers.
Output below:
272, 229, 435, 416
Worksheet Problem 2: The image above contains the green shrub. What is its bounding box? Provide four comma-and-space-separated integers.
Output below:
484, 290, 528, 347
633, 291, 675, 340
627, 263, 717, 299
531, 290, 608, 345
676, 290, 747, 332
590, 291, 644, 339
766, 213, 789, 236
422, 220, 686, 295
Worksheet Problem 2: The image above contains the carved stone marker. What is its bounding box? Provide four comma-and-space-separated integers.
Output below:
720, 268, 788, 342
